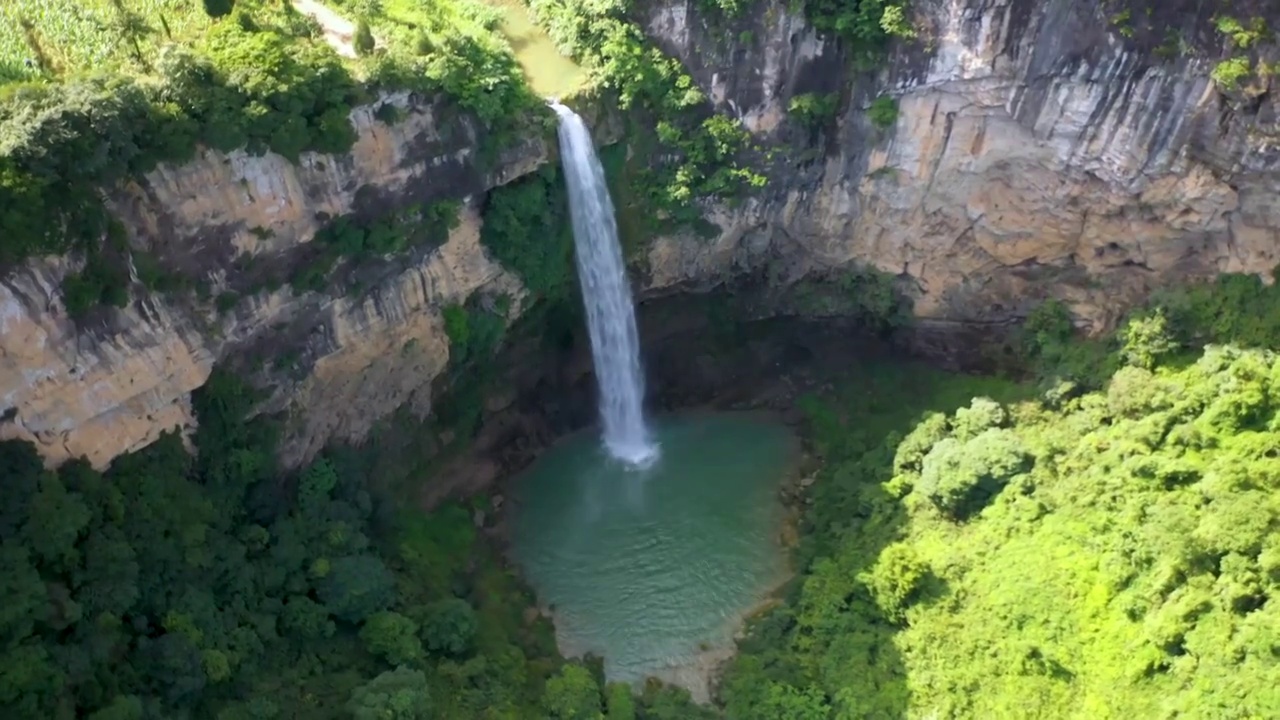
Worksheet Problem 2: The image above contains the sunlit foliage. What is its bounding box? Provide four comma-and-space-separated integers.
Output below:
723, 339, 1280, 718
527, 0, 765, 222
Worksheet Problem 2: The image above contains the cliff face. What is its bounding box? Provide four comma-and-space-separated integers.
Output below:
1, 93, 542, 468
642, 0, 1280, 331
6, 0, 1280, 470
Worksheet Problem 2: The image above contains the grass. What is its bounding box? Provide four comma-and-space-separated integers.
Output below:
0, 0, 215, 83
329, 0, 510, 53
329, 0, 584, 97
0, 0, 565, 94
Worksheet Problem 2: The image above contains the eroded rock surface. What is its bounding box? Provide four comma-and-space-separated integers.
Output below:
642, 0, 1280, 331
6, 0, 1280, 468
1, 94, 541, 467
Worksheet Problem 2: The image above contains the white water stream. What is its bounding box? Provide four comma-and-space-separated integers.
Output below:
552, 103, 658, 466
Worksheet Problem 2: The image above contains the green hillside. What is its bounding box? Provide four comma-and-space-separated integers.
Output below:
721, 288, 1280, 719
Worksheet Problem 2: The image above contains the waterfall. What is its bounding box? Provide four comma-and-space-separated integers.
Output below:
551, 103, 658, 467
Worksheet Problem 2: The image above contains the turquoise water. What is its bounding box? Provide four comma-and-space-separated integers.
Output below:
509, 413, 798, 687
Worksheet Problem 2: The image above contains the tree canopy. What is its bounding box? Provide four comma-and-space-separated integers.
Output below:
722, 320, 1280, 717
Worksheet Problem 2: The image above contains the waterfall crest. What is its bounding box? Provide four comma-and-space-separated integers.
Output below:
551, 103, 658, 466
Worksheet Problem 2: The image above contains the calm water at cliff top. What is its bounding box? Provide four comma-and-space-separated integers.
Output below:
509, 413, 798, 691
487, 0, 585, 97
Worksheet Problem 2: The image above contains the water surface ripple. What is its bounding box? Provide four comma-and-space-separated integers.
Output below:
510, 414, 797, 692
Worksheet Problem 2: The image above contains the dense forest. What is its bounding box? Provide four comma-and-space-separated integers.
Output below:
7, 275, 1280, 719
0, 366, 720, 719
721, 278, 1280, 718
4, 0, 1280, 718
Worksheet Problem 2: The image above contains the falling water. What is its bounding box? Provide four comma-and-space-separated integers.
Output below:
551, 102, 658, 466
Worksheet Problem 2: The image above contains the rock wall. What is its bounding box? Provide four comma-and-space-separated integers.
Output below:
641, 0, 1280, 332
7, 0, 1280, 470
0, 93, 544, 468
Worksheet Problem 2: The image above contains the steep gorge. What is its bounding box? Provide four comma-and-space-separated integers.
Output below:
3, 0, 1278, 474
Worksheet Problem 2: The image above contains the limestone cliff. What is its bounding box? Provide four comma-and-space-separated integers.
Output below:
1, 93, 543, 468
6, 0, 1280, 470
642, 0, 1280, 332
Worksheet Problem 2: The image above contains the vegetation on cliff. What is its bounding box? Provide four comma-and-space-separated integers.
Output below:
720, 278, 1280, 718
0, 0, 539, 276
0, 370, 556, 718
528, 0, 765, 225
795, 0, 916, 59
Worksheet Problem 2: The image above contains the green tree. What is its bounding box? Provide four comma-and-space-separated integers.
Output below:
281, 595, 335, 640
347, 667, 431, 720
0, 543, 47, 640
136, 633, 206, 707
203, 0, 235, 19
859, 542, 930, 622
917, 428, 1030, 518
76, 526, 140, 618
759, 683, 830, 720
0, 440, 43, 537
950, 397, 1007, 440
0, 642, 64, 716
361, 612, 424, 666
1121, 309, 1177, 369
479, 169, 574, 300
420, 598, 477, 656
298, 457, 338, 518
317, 555, 396, 623
23, 472, 91, 570
604, 682, 636, 719
87, 695, 144, 720
354, 20, 376, 56
542, 664, 601, 720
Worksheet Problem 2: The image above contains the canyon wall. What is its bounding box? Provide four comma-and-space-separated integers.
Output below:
641, 0, 1280, 332
1, 93, 543, 468
4, 0, 1279, 469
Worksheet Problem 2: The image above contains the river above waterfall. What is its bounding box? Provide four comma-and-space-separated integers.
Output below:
508, 413, 799, 699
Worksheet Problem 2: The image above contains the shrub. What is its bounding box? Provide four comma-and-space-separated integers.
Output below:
442, 305, 471, 363
800, 0, 912, 60
1021, 298, 1074, 360
860, 542, 930, 622
480, 168, 574, 300
787, 92, 840, 130
1120, 309, 1177, 369
918, 428, 1030, 518
61, 249, 130, 319
951, 397, 1007, 440
867, 95, 898, 129
420, 598, 477, 656
1212, 56, 1252, 89
317, 555, 397, 623
203, 0, 235, 19
354, 19, 375, 56
790, 266, 911, 330
360, 611, 424, 666
892, 412, 950, 476
527, 0, 764, 218
604, 682, 636, 720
